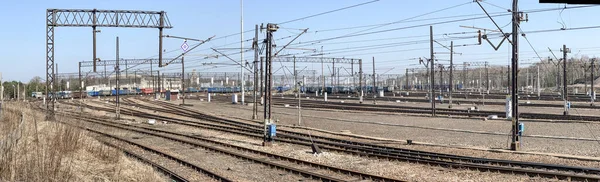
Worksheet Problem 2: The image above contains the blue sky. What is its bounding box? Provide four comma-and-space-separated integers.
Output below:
1, 0, 599, 82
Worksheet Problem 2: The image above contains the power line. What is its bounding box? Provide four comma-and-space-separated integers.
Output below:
341, 1, 473, 37
290, 5, 596, 47
277, 0, 380, 25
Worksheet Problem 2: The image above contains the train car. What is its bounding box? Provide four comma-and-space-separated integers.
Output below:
384, 86, 395, 92
277, 86, 291, 93
88, 91, 99, 97
72, 91, 87, 99
111, 89, 128, 95
141, 88, 154, 94
99, 90, 111, 96
58, 91, 72, 99
187, 87, 199, 93
31, 92, 44, 99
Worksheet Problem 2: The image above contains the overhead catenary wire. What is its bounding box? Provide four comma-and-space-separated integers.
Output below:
290, 5, 596, 47
277, 0, 380, 25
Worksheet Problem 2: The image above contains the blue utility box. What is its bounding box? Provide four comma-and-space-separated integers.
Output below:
268, 124, 276, 137
518, 123, 525, 136
166, 90, 171, 101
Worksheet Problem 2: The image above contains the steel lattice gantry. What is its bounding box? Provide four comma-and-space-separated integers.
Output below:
79, 58, 181, 67
45, 9, 173, 120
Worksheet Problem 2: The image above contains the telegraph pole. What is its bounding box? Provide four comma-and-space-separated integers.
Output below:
115, 37, 120, 119
563, 44, 570, 115
430, 26, 436, 116
510, 0, 521, 151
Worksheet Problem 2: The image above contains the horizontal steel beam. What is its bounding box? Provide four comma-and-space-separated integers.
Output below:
47, 9, 173, 28
271, 56, 359, 64
80, 58, 181, 67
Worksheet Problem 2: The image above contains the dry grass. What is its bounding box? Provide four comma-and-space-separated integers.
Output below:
0, 102, 167, 182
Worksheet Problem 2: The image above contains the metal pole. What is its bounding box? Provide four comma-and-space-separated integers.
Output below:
55, 63, 58, 102
158, 12, 164, 67
439, 64, 443, 99
563, 44, 569, 115
592, 58, 596, 105
486, 61, 490, 94
115, 37, 120, 119
253, 24, 259, 119
150, 59, 155, 98
294, 56, 297, 93
79, 62, 82, 102
449, 41, 454, 107
507, 65, 510, 93
359, 59, 363, 102
182, 56, 186, 105
260, 57, 264, 104
351, 59, 355, 93
535, 66, 542, 98
240, 0, 245, 105
372, 57, 376, 102
125, 58, 128, 96
510, 0, 520, 151
298, 77, 302, 126
263, 23, 276, 146
332, 58, 335, 93
430, 26, 436, 116
405, 68, 409, 90
321, 46, 324, 95
584, 63, 588, 95
92, 21, 97, 72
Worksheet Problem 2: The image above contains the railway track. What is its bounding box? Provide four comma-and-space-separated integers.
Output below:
294, 94, 600, 109
390, 91, 594, 102
207, 96, 600, 121
58, 100, 400, 182
31, 102, 230, 182
66, 98, 600, 181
